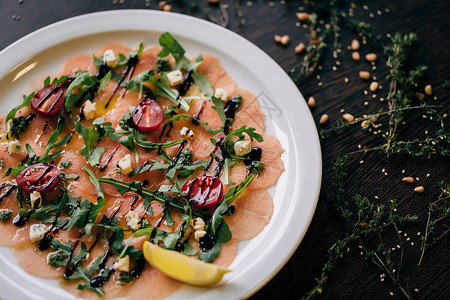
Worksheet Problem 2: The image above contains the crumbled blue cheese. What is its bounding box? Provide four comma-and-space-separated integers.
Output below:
103, 49, 117, 68
194, 230, 207, 241
8, 140, 22, 155
116, 255, 130, 272
167, 70, 184, 86
30, 191, 42, 209
180, 126, 194, 139
192, 217, 206, 231
117, 154, 132, 175
125, 210, 140, 230
83, 100, 97, 120
29, 224, 48, 243
214, 88, 229, 101
234, 140, 252, 156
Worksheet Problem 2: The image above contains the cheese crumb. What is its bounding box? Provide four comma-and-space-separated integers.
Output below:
234, 140, 252, 156
214, 88, 229, 101
180, 127, 194, 139
167, 70, 184, 86
83, 100, 97, 120
103, 49, 117, 68
117, 154, 132, 175
194, 230, 207, 241
125, 210, 140, 230
29, 224, 48, 243
117, 255, 130, 272
30, 191, 42, 209
192, 217, 206, 231
8, 140, 22, 155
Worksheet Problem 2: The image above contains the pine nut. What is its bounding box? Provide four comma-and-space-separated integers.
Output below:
370, 82, 379, 92
295, 42, 306, 54
414, 186, 424, 193
352, 51, 360, 61
281, 35, 290, 45
359, 71, 371, 80
274, 35, 282, 43
163, 4, 172, 11
308, 96, 316, 107
424, 84, 432, 95
296, 12, 309, 21
365, 53, 377, 62
319, 114, 329, 124
402, 177, 414, 183
351, 39, 360, 50
343, 113, 354, 122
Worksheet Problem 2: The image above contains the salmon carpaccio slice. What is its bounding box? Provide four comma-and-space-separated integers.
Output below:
0, 41, 283, 299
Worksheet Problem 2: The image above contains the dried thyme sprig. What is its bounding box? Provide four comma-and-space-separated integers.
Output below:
418, 182, 450, 266
303, 156, 418, 299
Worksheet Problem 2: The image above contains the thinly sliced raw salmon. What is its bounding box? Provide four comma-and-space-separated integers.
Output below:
13, 246, 64, 278
197, 55, 236, 95
126, 267, 182, 300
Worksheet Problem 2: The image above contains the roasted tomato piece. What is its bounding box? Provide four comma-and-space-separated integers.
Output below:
181, 176, 224, 209
132, 98, 163, 132
16, 163, 60, 193
31, 81, 69, 117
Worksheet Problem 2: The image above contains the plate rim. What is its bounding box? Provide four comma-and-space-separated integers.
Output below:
0, 9, 322, 299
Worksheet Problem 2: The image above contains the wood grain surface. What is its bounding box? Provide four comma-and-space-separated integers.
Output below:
0, 0, 448, 299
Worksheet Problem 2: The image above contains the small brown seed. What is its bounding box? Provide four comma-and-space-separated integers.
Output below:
319, 114, 329, 124
361, 120, 369, 128
365, 53, 377, 62
351, 39, 360, 50
370, 81, 379, 92
359, 71, 371, 80
414, 186, 424, 193
415, 92, 425, 100
280, 35, 290, 45
296, 12, 310, 21
274, 35, 282, 43
424, 84, 432, 95
352, 51, 360, 61
402, 177, 414, 183
308, 96, 316, 107
343, 113, 354, 122
163, 4, 172, 11
295, 42, 306, 54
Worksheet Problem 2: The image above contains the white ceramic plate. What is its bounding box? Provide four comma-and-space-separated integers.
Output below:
0, 10, 321, 300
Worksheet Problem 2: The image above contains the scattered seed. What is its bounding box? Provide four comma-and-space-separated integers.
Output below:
344, 77, 349, 83
426, 173, 430, 177
416, 177, 420, 181
365, 53, 377, 62
390, 292, 394, 296
274, 35, 282, 43
414, 186, 424, 193
332, 66, 337, 71
296, 12, 309, 21
351, 39, 360, 50
352, 51, 360, 61
381, 278, 385, 282
417, 232, 421, 236
318, 82, 323, 86
411, 242, 414, 246
402, 177, 414, 183
370, 82, 379, 92
363, 101, 369, 106
415, 289, 419, 292
163, 4, 172, 11
360, 160, 364, 164
295, 42, 306, 53
425, 84, 432, 95
308, 96, 316, 107
319, 114, 329, 125
359, 71, 371, 80
281, 35, 290, 45
343, 113, 354, 122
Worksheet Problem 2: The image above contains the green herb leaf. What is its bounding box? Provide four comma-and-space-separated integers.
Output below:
5, 92, 34, 140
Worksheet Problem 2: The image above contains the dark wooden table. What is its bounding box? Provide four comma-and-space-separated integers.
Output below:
0, 1, 448, 299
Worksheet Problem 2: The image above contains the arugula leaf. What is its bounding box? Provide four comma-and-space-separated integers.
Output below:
67, 256, 105, 296
198, 175, 254, 262
10, 116, 32, 139
75, 118, 118, 167
133, 129, 185, 152
5, 92, 34, 140
84, 167, 105, 221
223, 126, 264, 159
65, 72, 98, 111
158, 33, 213, 97
166, 113, 222, 135
97, 70, 112, 92
211, 96, 226, 125
119, 134, 139, 163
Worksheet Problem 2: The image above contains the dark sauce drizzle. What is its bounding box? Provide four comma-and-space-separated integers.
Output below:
104, 55, 139, 108
34, 120, 48, 143
192, 100, 206, 126
164, 140, 187, 175
99, 145, 120, 171
178, 69, 194, 96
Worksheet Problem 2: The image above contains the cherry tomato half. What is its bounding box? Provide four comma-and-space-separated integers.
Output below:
181, 176, 224, 209
31, 82, 69, 117
16, 163, 60, 193
132, 98, 163, 132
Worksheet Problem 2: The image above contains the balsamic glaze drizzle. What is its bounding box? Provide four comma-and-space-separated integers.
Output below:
99, 145, 120, 171
104, 55, 138, 109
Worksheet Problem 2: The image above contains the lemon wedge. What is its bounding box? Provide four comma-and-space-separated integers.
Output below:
143, 241, 231, 286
